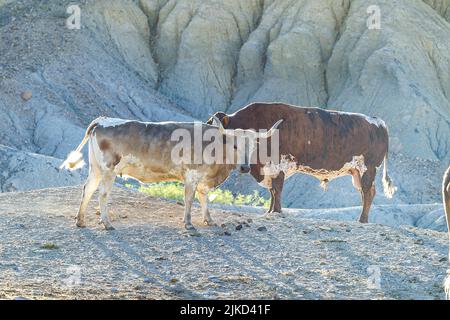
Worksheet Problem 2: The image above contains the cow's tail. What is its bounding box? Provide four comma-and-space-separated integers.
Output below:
59, 119, 100, 171
381, 152, 396, 199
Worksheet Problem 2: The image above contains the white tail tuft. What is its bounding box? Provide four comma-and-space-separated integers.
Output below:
382, 154, 396, 199
60, 151, 85, 171
382, 173, 396, 198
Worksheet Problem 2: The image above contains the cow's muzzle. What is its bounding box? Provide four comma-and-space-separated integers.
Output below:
239, 165, 250, 174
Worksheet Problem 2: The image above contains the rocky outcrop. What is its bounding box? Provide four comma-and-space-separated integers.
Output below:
0, 145, 86, 192
137, 0, 450, 161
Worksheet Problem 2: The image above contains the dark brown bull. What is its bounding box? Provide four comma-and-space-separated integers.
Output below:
208, 102, 396, 223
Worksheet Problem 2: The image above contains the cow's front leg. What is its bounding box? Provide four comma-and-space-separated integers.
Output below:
98, 172, 116, 230
266, 188, 275, 214
198, 188, 216, 226
183, 182, 198, 231
270, 172, 285, 213
76, 167, 101, 228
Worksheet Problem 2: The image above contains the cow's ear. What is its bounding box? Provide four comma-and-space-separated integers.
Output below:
207, 112, 229, 127
221, 115, 230, 128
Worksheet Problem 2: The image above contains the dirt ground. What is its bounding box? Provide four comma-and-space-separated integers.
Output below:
0, 186, 448, 300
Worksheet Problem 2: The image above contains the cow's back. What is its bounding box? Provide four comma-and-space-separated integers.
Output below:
227, 102, 388, 171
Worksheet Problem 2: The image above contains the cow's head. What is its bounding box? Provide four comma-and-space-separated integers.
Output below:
211, 116, 283, 174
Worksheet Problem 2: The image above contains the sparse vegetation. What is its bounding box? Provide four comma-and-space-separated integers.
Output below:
40, 243, 58, 250
130, 182, 269, 208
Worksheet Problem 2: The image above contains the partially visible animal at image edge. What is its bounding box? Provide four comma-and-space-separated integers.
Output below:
60, 116, 282, 231
443, 166, 450, 300
208, 102, 396, 223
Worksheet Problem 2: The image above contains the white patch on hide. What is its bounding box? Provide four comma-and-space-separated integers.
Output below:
185, 169, 204, 185
98, 117, 133, 128
297, 155, 367, 182
259, 154, 367, 189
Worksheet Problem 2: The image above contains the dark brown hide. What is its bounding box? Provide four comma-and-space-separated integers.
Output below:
208, 102, 391, 222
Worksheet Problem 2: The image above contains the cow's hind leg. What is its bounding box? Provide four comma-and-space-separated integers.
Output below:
183, 181, 199, 231
358, 166, 376, 223
198, 187, 216, 226
76, 167, 101, 228
98, 171, 116, 230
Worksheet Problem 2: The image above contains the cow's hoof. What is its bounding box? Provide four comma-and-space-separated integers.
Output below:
101, 221, 115, 230
358, 217, 369, 223
185, 224, 197, 231
203, 219, 217, 227
185, 225, 200, 237
76, 222, 86, 228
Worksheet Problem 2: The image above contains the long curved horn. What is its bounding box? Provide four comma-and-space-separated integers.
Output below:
211, 115, 226, 134
258, 119, 283, 139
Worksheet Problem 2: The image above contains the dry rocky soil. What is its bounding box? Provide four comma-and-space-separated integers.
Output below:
0, 186, 448, 300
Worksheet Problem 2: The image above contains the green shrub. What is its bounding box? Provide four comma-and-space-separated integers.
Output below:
40, 243, 58, 250
134, 182, 269, 208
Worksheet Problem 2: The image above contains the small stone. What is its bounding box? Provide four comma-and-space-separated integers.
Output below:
414, 239, 424, 245
143, 277, 152, 283
247, 218, 253, 223
319, 226, 332, 231
169, 278, 178, 284
155, 256, 167, 261
235, 224, 243, 231
20, 91, 32, 101
176, 201, 183, 206
208, 275, 221, 282
257, 226, 267, 232
111, 288, 118, 293
223, 231, 231, 236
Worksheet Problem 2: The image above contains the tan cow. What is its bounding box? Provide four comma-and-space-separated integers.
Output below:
60, 117, 282, 231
